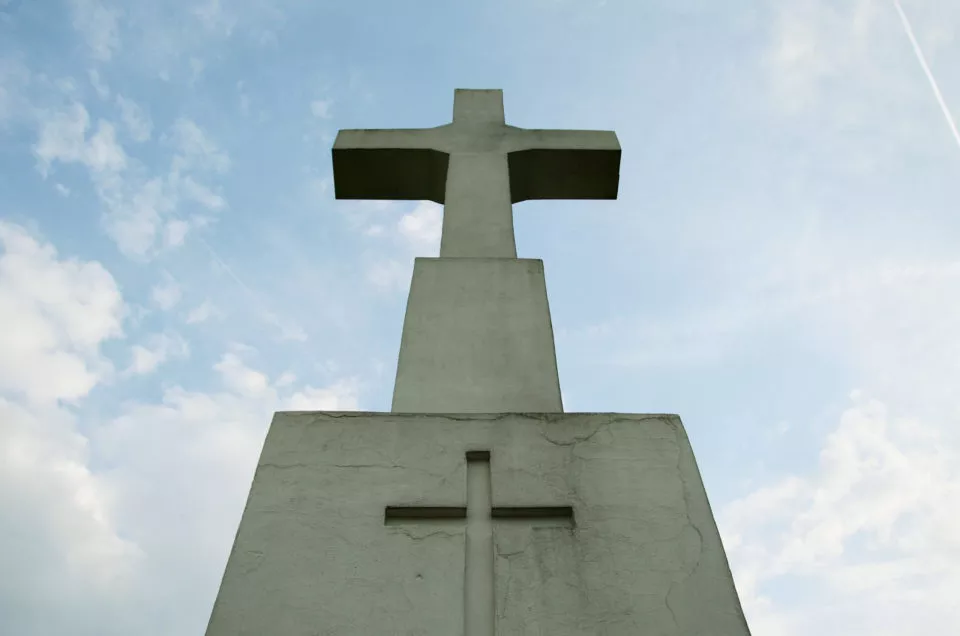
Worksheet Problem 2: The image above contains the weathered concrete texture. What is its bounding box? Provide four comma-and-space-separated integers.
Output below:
206, 412, 751, 636
392, 257, 563, 414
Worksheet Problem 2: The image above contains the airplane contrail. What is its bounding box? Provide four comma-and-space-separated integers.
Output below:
193, 232, 308, 341
893, 0, 960, 150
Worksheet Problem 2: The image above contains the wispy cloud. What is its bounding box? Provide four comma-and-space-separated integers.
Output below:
185, 299, 222, 324
33, 102, 228, 258
893, 0, 960, 151
310, 98, 333, 119
125, 332, 189, 375
88, 69, 110, 99
115, 95, 152, 142
70, 0, 121, 61
150, 273, 181, 311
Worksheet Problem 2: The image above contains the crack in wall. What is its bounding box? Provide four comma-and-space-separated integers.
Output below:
664, 425, 706, 631
390, 527, 462, 542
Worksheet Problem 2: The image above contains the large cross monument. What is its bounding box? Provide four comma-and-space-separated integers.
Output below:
206, 90, 752, 635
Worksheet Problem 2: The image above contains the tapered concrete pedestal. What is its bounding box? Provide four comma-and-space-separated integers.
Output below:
205, 412, 751, 636
392, 257, 562, 414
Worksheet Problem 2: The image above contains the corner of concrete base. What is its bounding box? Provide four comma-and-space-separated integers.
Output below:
206, 411, 751, 636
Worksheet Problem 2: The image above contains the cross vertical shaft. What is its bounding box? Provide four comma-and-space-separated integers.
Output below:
332, 88, 620, 411
465, 451, 495, 636
441, 152, 516, 258
442, 90, 515, 258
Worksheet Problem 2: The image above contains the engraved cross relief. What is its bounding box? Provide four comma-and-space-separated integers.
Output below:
384, 450, 574, 636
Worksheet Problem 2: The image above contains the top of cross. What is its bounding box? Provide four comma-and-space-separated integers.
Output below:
451, 88, 505, 124
332, 89, 620, 257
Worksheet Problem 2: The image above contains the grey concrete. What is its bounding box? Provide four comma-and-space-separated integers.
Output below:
333, 89, 620, 258
205, 412, 752, 636
392, 257, 562, 414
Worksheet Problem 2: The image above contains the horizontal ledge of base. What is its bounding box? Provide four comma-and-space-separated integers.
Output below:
273, 411, 682, 418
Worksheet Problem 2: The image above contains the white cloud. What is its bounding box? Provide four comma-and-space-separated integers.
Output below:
214, 352, 269, 396
722, 392, 960, 635
366, 258, 410, 291
55, 183, 70, 197
70, 0, 121, 61
185, 299, 222, 324
0, 398, 144, 635
310, 98, 332, 119
0, 222, 145, 634
115, 95, 152, 142
163, 218, 190, 249
0, 222, 123, 404
359, 202, 441, 292
34, 102, 94, 173
274, 371, 296, 387
262, 310, 307, 342
126, 332, 189, 375
34, 102, 127, 176
100, 177, 176, 258
149, 273, 181, 310
283, 381, 359, 410
397, 201, 442, 251
84, 120, 127, 173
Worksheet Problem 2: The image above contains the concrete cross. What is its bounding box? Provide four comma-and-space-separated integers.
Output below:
385, 450, 574, 636
333, 89, 620, 258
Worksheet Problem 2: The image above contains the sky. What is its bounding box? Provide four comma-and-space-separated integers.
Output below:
0, 0, 959, 633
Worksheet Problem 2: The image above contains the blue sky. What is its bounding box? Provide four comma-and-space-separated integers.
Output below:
1, 0, 959, 633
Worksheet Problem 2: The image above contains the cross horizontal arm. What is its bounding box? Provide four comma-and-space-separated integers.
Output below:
333, 128, 450, 202
507, 129, 621, 203
509, 128, 620, 152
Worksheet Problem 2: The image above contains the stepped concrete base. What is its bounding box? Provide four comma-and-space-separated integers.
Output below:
206, 412, 751, 636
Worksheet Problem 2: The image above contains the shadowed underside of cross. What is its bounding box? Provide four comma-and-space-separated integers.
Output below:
332, 89, 621, 258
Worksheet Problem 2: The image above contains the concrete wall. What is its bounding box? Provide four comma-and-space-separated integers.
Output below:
206, 412, 751, 636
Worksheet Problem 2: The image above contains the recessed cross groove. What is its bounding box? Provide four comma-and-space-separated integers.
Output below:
491, 506, 573, 520
385, 506, 467, 521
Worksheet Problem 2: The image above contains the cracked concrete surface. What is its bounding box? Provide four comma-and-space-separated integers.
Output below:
205, 412, 751, 635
